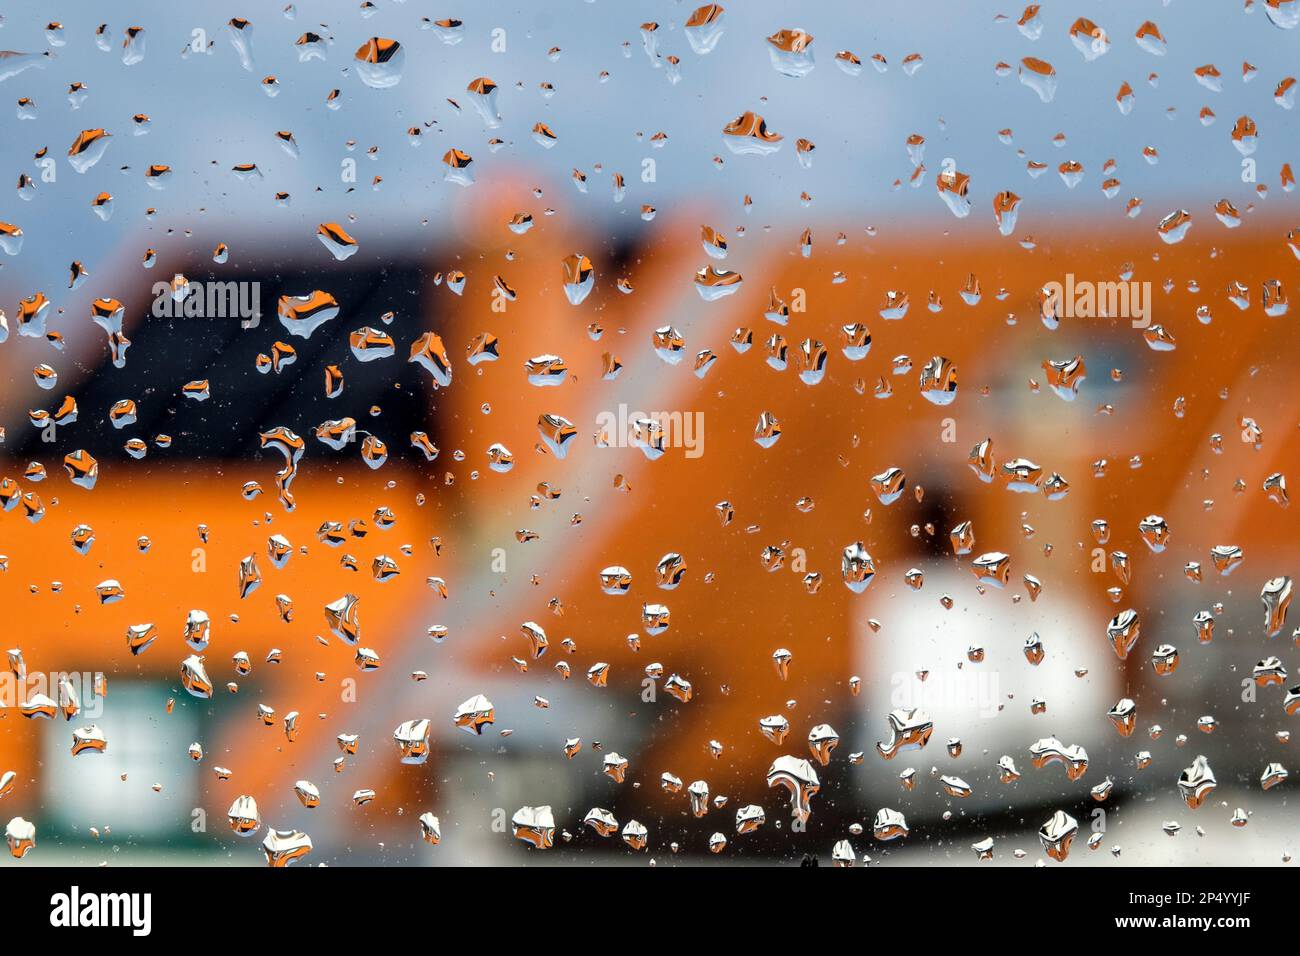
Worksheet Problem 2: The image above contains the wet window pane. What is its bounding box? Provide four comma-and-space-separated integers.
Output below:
1, 1, 1298, 869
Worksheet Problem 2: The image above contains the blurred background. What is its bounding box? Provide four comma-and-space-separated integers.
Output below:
0, 0, 1298, 866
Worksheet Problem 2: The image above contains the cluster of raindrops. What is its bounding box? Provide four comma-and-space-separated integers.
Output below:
1, 1, 1299, 869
